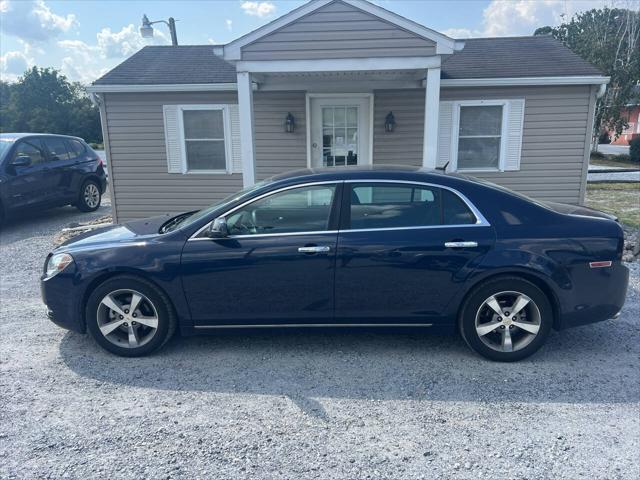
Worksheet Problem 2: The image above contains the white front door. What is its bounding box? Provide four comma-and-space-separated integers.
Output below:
309, 95, 372, 168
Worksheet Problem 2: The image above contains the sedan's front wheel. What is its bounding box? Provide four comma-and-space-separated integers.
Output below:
86, 276, 176, 356
459, 277, 552, 361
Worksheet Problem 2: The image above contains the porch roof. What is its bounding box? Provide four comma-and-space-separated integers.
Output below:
92, 36, 603, 87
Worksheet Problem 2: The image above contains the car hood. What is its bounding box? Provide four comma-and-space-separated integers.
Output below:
56, 214, 175, 252
543, 201, 618, 221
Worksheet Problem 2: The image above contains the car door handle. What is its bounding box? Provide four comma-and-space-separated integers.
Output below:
298, 246, 331, 254
444, 241, 478, 248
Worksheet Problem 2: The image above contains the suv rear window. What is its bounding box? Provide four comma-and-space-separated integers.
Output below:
66, 139, 86, 159
43, 138, 71, 161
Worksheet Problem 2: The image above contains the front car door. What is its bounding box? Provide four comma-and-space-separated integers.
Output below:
334, 181, 495, 325
180, 182, 342, 327
3, 138, 51, 209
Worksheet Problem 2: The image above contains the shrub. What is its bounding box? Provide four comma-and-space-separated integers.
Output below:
630, 137, 640, 162
612, 154, 631, 163
598, 131, 611, 144
590, 150, 606, 160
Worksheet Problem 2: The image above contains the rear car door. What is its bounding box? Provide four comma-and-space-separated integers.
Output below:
334, 181, 495, 325
180, 182, 341, 327
41, 137, 74, 203
3, 138, 51, 209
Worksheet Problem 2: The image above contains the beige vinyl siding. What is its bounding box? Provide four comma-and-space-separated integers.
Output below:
241, 1, 436, 61
103, 92, 243, 221
373, 89, 425, 166
253, 91, 308, 181
440, 85, 594, 204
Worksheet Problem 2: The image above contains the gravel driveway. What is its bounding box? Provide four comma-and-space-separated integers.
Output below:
1, 198, 639, 479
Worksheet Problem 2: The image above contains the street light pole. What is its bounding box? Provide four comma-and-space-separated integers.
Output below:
167, 17, 178, 47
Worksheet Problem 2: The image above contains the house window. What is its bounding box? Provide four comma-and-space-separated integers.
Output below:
182, 106, 229, 173
457, 104, 504, 171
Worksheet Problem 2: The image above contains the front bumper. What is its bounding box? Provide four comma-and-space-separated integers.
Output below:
41, 273, 86, 333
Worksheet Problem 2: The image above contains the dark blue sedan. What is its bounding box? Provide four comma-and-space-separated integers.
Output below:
41, 167, 629, 361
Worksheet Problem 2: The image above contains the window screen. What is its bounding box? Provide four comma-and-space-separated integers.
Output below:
183, 109, 226, 171
457, 105, 503, 170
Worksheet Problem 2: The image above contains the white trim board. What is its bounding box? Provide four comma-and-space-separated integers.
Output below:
439, 76, 610, 87
237, 56, 441, 74
223, 0, 461, 60
87, 83, 244, 93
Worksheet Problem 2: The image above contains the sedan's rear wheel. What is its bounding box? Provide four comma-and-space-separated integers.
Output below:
86, 276, 176, 356
460, 277, 552, 361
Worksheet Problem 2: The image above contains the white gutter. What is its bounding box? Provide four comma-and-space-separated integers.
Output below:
439, 76, 610, 87
85, 83, 251, 93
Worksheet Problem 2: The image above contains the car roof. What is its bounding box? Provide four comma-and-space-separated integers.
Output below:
0, 133, 84, 142
267, 164, 480, 188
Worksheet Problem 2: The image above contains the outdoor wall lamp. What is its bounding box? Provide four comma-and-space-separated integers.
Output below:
140, 14, 179, 46
385, 111, 396, 133
285, 112, 296, 133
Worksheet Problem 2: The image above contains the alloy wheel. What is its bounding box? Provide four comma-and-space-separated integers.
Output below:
84, 183, 100, 208
474, 291, 542, 353
96, 289, 159, 348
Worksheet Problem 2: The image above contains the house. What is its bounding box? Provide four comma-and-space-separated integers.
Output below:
87, 0, 609, 222
606, 85, 640, 146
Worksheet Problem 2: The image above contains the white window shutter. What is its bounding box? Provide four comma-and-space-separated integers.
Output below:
163, 105, 184, 174
437, 101, 454, 169
229, 105, 242, 174
504, 99, 525, 171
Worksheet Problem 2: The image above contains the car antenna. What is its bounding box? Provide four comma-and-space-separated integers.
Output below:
436, 161, 449, 172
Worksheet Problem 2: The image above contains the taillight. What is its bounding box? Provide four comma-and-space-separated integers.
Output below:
98, 158, 104, 167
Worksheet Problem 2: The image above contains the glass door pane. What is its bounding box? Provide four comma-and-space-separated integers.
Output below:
321, 106, 358, 167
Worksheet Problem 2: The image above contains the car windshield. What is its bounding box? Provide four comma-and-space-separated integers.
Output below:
163, 180, 272, 232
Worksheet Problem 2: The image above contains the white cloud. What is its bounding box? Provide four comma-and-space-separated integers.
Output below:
442, 28, 478, 39
97, 24, 168, 59
443, 0, 612, 39
0, 0, 76, 42
0, 50, 33, 82
226, 19, 233, 31
241, 1, 276, 17
482, 0, 611, 37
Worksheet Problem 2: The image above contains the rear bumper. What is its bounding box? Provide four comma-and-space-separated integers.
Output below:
557, 262, 629, 329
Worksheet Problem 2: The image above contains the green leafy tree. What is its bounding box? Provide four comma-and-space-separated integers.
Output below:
0, 67, 102, 143
534, 8, 640, 146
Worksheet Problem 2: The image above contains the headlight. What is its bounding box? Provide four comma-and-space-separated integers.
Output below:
44, 253, 74, 280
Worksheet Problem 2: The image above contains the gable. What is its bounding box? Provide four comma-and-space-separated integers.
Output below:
240, 0, 438, 61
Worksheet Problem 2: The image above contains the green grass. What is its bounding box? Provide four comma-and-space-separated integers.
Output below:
590, 153, 639, 169
586, 182, 640, 228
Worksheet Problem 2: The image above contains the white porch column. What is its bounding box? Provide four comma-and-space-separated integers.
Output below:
422, 67, 441, 169
237, 70, 256, 187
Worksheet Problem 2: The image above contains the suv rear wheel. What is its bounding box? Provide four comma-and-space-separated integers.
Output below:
77, 179, 102, 212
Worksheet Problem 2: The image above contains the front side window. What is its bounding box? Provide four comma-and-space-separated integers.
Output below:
349, 183, 476, 230
226, 184, 336, 236
43, 138, 72, 162
457, 105, 503, 170
182, 108, 227, 172
13, 139, 47, 166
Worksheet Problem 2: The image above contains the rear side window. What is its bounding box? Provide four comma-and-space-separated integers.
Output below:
13, 139, 47, 166
348, 183, 476, 230
66, 139, 86, 159
42, 138, 71, 161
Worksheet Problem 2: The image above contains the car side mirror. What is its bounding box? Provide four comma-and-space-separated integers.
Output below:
11, 155, 32, 168
205, 217, 229, 238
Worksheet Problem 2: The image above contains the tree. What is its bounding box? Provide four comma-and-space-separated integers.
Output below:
534, 8, 640, 147
0, 67, 102, 143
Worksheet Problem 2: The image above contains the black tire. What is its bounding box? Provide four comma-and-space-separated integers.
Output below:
459, 276, 553, 362
85, 275, 177, 357
76, 179, 102, 212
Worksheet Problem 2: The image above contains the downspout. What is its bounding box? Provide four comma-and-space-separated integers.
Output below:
94, 92, 118, 224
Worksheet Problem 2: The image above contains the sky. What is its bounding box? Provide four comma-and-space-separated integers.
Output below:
0, 0, 629, 84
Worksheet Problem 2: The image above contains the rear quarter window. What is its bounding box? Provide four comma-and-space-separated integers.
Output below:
66, 139, 87, 159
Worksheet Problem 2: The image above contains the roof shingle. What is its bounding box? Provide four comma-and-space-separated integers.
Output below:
93, 36, 603, 86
